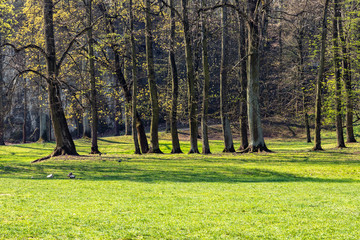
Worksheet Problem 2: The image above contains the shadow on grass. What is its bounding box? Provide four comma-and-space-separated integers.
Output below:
1, 160, 359, 183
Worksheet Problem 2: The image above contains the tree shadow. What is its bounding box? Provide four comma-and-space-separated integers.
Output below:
1, 160, 359, 183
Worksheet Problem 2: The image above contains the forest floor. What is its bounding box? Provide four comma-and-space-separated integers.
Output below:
1, 127, 360, 239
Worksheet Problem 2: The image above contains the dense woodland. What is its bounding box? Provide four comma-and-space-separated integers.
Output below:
0, 0, 360, 157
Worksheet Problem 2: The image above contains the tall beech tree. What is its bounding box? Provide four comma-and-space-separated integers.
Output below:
86, 0, 101, 154
0, 32, 4, 145
182, 0, 199, 154
130, 0, 141, 154
332, 0, 345, 148
313, 0, 330, 151
169, 0, 182, 154
236, 0, 249, 151
145, 0, 162, 153
220, 0, 235, 152
243, 0, 270, 152
200, 0, 211, 154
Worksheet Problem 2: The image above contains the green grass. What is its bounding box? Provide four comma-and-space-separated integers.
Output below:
1, 132, 360, 239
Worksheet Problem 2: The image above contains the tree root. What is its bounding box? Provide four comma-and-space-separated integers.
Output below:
32, 147, 79, 163
148, 148, 164, 154
239, 145, 272, 153
171, 148, 183, 154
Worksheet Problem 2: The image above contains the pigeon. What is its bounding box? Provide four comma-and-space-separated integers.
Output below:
47, 174, 54, 178
67, 172, 76, 179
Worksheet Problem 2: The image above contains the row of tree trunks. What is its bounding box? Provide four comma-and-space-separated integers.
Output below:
169, 0, 182, 154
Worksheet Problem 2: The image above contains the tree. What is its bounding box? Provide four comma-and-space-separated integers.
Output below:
169, 0, 182, 154
145, 0, 162, 153
220, 0, 235, 152
130, 0, 141, 154
313, 0, 330, 151
200, 0, 211, 154
243, 0, 270, 152
86, 0, 101, 154
236, 0, 249, 150
339, 1, 356, 143
181, 0, 199, 154
332, 0, 345, 148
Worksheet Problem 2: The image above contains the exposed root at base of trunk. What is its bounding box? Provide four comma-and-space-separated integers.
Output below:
202, 149, 211, 155
237, 145, 249, 151
171, 148, 183, 154
239, 145, 272, 153
90, 147, 102, 155
134, 149, 141, 154
188, 149, 200, 154
32, 147, 79, 163
312, 146, 324, 151
223, 146, 236, 153
148, 148, 164, 154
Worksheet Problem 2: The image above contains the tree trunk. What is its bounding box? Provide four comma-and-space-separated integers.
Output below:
220, 0, 235, 152
82, 112, 91, 138
298, 28, 311, 143
169, 0, 182, 154
313, 0, 330, 151
38, 111, 49, 142
200, 0, 211, 154
0, 33, 5, 145
237, 1, 249, 150
332, 0, 346, 148
130, 0, 141, 154
87, 0, 101, 154
243, 0, 269, 153
181, 0, 199, 154
339, 4, 356, 143
145, 0, 162, 153
22, 79, 27, 144
42, 0, 78, 158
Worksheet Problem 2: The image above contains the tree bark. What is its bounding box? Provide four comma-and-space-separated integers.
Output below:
0, 33, 5, 145
145, 0, 162, 153
220, 0, 235, 153
181, 0, 199, 154
22, 79, 27, 143
87, 0, 101, 154
339, 4, 356, 143
313, 0, 330, 151
42, 0, 78, 158
332, 0, 345, 148
169, 0, 182, 154
39, 111, 49, 142
130, 0, 141, 154
298, 28, 311, 143
200, 0, 211, 154
243, 0, 270, 153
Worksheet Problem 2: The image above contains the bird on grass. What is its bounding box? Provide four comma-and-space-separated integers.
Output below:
67, 173, 76, 179
47, 174, 53, 178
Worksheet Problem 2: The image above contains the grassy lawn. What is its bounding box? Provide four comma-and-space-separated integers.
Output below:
1, 132, 360, 239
